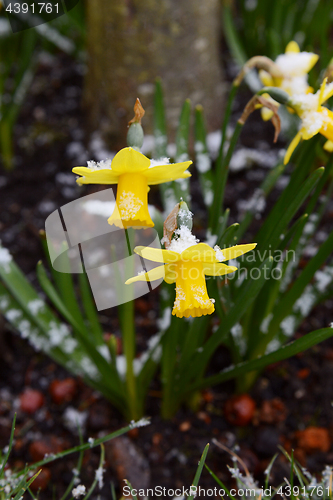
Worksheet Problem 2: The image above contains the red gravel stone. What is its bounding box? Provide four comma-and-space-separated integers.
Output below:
49, 378, 77, 404
295, 427, 331, 453
225, 394, 256, 426
19, 388, 45, 414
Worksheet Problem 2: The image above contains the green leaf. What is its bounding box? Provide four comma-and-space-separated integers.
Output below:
194, 105, 214, 212
78, 271, 104, 344
0, 281, 71, 367
154, 78, 168, 159
37, 261, 85, 335
236, 162, 286, 241
123, 480, 138, 500
35, 263, 125, 403
263, 229, 333, 348
187, 444, 209, 500
0, 413, 16, 477
179, 257, 274, 390
217, 223, 240, 248
205, 464, 235, 500
84, 444, 105, 499
27, 421, 145, 471
12, 470, 41, 500
176, 99, 191, 162
210, 121, 243, 232
191, 327, 333, 390
256, 167, 324, 252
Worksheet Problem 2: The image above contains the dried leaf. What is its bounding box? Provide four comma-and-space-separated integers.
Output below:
128, 98, 145, 125
323, 60, 333, 84
163, 203, 180, 248
239, 95, 281, 142
234, 56, 283, 87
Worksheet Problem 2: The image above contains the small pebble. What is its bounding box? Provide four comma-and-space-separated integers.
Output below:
224, 394, 256, 426
296, 427, 331, 453
179, 421, 191, 432
49, 378, 77, 404
19, 389, 45, 414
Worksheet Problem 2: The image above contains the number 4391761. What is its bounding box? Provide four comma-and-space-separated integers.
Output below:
277, 485, 329, 497
5, 3, 60, 14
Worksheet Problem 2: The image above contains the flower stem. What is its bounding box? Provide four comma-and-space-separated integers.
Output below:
161, 316, 182, 419
120, 229, 141, 420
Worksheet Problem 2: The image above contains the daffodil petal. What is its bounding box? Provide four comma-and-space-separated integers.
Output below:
322, 81, 333, 103
134, 246, 180, 263
165, 263, 177, 284
259, 70, 274, 87
285, 41, 300, 53
181, 243, 217, 262
145, 161, 192, 185
72, 167, 119, 185
308, 53, 319, 72
323, 139, 333, 152
202, 263, 238, 276
148, 170, 192, 185
318, 78, 328, 109
261, 107, 274, 121
111, 147, 150, 174
284, 131, 302, 164
219, 243, 257, 261
320, 110, 333, 141
125, 265, 165, 284
301, 119, 323, 140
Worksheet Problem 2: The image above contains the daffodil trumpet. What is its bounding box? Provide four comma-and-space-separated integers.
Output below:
73, 147, 192, 229
126, 225, 256, 319
284, 77, 333, 164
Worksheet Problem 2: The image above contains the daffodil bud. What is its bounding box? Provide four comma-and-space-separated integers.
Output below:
127, 98, 145, 151
104, 333, 119, 362
127, 122, 144, 150
177, 200, 193, 231
258, 87, 290, 105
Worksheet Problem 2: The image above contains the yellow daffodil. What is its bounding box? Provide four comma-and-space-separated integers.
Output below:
73, 147, 192, 229
284, 77, 333, 164
126, 226, 256, 318
260, 41, 318, 121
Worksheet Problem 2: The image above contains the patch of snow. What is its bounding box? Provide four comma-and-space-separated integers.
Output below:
230, 323, 246, 356
168, 226, 199, 254
95, 465, 105, 489
230, 148, 278, 172
214, 245, 225, 262
280, 315, 296, 336
27, 299, 45, 315
6, 310, 22, 322
157, 307, 172, 330
315, 269, 333, 293
149, 157, 170, 168
205, 230, 217, 247
0, 246, 12, 269
116, 355, 126, 380
237, 189, 266, 214
72, 484, 86, 498
206, 130, 222, 159
260, 313, 273, 333
293, 286, 316, 316
63, 407, 88, 433
129, 417, 151, 429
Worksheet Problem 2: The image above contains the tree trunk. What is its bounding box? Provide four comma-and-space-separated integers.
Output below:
85, 0, 224, 149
